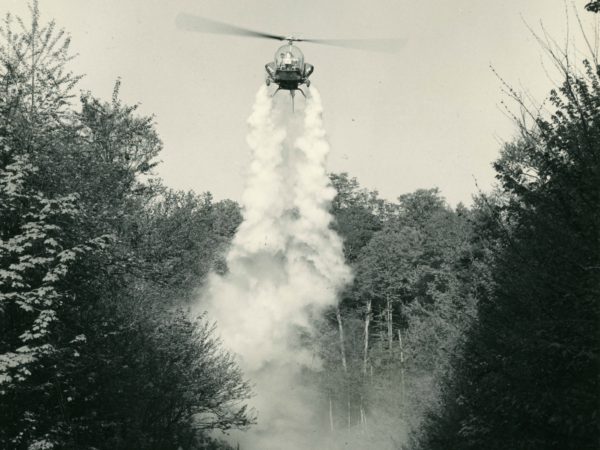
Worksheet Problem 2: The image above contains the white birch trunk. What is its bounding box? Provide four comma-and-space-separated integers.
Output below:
362, 298, 372, 376
387, 294, 393, 356
336, 304, 348, 373
398, 328, 406, 404
329, 396, 334, 432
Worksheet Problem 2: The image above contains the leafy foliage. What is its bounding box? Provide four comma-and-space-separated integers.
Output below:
415, 59, 600, 450
316, 179, 481, 448
0, 155, 112, 391
586, 1, 600, 13
0, 3, 251, 449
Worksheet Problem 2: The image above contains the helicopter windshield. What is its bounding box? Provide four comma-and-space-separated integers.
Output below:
274, 44, 304, 71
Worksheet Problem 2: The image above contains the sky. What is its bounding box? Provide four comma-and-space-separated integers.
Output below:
3, 0, 597, 206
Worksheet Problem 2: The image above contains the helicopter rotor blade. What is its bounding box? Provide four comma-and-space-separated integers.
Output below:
176, 13, 286, 42
299, 38, 406, 53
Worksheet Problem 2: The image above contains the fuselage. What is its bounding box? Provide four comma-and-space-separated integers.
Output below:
264, 43, 314, 91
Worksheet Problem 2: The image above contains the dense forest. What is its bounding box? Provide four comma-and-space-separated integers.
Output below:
1, 2, 598, 450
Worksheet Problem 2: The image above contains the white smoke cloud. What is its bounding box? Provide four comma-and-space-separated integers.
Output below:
199, 85, 352, 449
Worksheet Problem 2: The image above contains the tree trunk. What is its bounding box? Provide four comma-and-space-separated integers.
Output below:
336, 305, 349, 429
336, 305, 348, 373
329, 396, 334, 432
398, 329, 405, 405
362, 298, 372, 376
379, 310, 385, 352
387, 294, 393, 356
359, 397, 367, 431
347, 396, 351, 427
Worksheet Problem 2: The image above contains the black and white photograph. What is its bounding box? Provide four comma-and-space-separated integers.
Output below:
0, 1, 598, 449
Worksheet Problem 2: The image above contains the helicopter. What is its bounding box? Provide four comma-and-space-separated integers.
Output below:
175, 14, 404, 110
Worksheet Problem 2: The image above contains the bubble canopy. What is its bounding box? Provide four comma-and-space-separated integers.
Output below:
274, 44, 304, 70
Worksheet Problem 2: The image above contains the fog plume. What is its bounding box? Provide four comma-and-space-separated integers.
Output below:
201, 86, 351, 449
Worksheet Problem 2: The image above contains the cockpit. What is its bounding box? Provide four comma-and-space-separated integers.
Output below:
274, 44, 304, 71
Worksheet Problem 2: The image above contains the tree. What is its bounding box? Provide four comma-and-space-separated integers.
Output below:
0, 1, 81, 173
329, 172, 387, 262
0, 154, 113, 449
417, 57, 600, 450
585, 1, 600, 13
0, 4, 252, 448
316, 180, 480, 448
131, 190, 241, 302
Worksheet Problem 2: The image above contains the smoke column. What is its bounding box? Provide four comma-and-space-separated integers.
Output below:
201, 85, 351, 449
